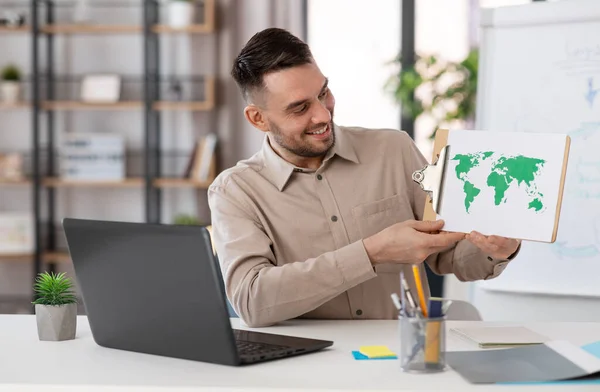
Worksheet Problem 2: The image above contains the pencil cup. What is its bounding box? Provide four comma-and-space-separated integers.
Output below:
398, 314, 447, 373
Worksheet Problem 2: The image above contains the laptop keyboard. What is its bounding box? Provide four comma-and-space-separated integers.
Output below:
236, 340, 289, 356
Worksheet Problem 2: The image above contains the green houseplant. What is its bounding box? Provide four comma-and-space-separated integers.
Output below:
173, 213, 202, 225
386, 48, 479, 139
32, 272, 78, 341
1, 64, 22, 103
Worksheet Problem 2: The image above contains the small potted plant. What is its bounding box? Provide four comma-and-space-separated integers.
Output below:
32, 271, 78, 341
1, 64, 21, 103
168, 0, 195, 28
173, 213, 202, 225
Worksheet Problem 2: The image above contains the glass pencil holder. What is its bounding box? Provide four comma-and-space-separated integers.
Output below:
398, 313, 447, 373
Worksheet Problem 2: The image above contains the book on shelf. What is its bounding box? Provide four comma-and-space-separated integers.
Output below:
184, 133, 217, 182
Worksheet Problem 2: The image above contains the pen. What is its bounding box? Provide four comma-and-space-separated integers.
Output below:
400, 276, 418, 316
400, 271, 407, 315
412, 264, 428, 318
390, 293, 402, 312
428, 297, 444, 318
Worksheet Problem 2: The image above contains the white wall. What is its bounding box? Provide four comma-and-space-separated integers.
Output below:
307, 0, 401, 130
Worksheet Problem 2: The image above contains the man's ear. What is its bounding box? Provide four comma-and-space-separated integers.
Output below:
244, 105, 269, 133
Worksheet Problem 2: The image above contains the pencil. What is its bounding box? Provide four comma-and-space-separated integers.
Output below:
412, 264, 428, 318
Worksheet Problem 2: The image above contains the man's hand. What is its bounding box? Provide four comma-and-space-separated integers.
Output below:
466, 231, 521, 260
363, 219, 465, 265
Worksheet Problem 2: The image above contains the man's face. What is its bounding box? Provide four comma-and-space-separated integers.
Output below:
255, 62, 336, 159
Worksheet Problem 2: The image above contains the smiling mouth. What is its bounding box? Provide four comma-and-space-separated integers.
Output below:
306, 124, 329, 135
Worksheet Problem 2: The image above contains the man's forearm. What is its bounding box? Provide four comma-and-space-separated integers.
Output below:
228, 240, 377, 327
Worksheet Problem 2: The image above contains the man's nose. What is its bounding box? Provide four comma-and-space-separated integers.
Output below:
312, 100, 331, 124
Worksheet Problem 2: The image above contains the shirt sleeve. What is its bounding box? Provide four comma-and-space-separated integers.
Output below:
401, 131, 519, 281
207, 179, 377, 328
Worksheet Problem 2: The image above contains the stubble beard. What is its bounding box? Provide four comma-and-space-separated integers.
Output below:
270, 118, 336, 159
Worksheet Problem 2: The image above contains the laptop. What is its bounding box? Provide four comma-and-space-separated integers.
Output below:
62, 218, 333, 366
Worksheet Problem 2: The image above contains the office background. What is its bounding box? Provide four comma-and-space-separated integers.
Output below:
0, 0, 568, 318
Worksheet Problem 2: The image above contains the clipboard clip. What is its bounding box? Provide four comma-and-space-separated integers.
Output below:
411, 145, 449, 215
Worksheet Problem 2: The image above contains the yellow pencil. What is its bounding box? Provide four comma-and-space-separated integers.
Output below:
412, 264, 428, 317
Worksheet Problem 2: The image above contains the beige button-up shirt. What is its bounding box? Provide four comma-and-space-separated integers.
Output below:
208, 125, 511, 327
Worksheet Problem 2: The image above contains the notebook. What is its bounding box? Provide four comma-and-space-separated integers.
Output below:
447, 340, 600, 384
451, 326, 550, 348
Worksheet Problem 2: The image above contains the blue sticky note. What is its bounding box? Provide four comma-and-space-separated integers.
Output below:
582, 341, 600, 358
352, 351, 397, 360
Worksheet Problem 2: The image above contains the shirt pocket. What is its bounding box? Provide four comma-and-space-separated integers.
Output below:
351, 193, 414, 240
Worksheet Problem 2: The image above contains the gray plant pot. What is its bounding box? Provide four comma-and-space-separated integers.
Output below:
35, 303, 77, 341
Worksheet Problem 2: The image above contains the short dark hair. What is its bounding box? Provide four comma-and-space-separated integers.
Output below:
231, 28, 313, 103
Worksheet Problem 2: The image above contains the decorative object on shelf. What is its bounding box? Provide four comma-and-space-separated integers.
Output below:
183, 133, 217, 181
0, 10, 26, 28
72, 0, 92, 24
173, 213, 202, 225
385, 48, 478, 139
1, 64, 21, 103
168, 0, 196, 28
168, 78, 183, 101
0, 212, 34, 254
0, 152, 24, 181
80, 74, 121, 103
32, 272, 78, 341
60, 133, 125, 181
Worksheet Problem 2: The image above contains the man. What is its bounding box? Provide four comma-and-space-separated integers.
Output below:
208, 28, 520, 328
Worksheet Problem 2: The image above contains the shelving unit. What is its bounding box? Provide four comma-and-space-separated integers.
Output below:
0, 0, 218, 309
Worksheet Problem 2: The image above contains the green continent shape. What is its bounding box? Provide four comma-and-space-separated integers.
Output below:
452, 152, 493, 180
528, 198, 543, 211
451, 152, 493, 213
463, 181, 481, 212
486, 155, 546, 208
486, 171, 511, 205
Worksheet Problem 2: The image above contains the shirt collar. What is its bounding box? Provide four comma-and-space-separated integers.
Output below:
260, 123, 359, 191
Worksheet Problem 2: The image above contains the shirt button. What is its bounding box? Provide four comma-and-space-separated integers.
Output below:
356, 309, 363, 316
317, 174, 323, 180
331, 215, 338, 222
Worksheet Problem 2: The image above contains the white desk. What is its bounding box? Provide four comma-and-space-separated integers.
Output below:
1, 315, 600, 391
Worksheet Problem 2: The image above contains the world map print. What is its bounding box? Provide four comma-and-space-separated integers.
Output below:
450, 152, 546, 213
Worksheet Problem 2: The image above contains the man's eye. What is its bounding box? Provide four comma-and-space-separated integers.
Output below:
295, 105, 308, 114
319, 89, 329, 98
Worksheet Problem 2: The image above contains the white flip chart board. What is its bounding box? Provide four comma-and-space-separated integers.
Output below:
472, 0, 600, 297
437, 130, 570, 243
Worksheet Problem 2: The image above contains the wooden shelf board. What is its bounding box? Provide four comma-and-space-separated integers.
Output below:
0, 253, 33, 261
39, 24, 216, 35
42, 24, 141, 34
43, 178, 144, 188
42, 101, 142, 110
153, 101, 214, 111
154, 178, 213, 188
0, 251, 71, 263
152, 24, 213, 34
0, 26, 29, 33
0, 102, 30, 110
0, 179, 31, 186
43, 252, 71, 263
